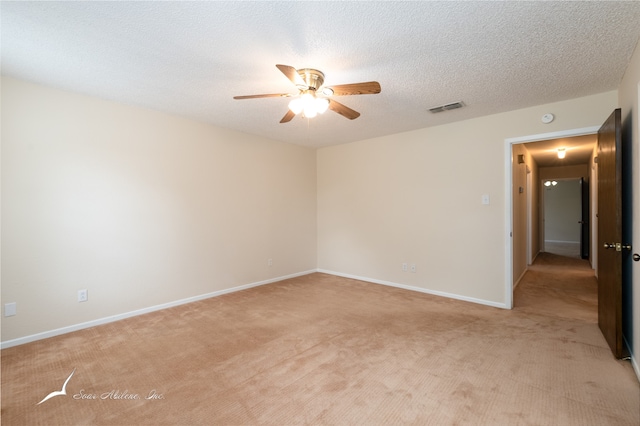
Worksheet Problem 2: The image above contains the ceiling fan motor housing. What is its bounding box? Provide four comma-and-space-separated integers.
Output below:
297, 68, 325, 91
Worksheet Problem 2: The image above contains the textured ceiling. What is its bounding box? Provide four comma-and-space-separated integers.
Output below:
2, 1, 640, 149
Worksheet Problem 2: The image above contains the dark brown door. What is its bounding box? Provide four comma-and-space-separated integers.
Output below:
597, 108, 624, 358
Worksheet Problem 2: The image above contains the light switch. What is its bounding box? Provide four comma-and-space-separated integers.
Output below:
4, 302, 17, 317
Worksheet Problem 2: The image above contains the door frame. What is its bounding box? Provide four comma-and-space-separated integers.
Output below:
504, 126, 599, 308
526, 165, 532, 265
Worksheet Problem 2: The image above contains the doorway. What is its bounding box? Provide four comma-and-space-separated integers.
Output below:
504, 126, 599, 308
543, 178, 582, 258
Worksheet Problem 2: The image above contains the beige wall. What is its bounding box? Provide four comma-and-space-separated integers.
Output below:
618, 38, 640, 376
1, 74, 630, 351
511, 144, 538, 286
539, 164, 589, 180
1, 77, 318, 343
512, 144, 541, 286
539, 164, 590, 256
317, 91, 617, 306
543, 179, 582, 243
530, 155, 541, 266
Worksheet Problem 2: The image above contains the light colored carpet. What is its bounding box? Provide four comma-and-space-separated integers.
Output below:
2, 256, 638, 425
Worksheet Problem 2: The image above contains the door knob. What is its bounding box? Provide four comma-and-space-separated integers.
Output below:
634, 253, 640, 262
604, 242, 632, 251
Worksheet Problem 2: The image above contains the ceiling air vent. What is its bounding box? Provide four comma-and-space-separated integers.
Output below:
429, 101, 465, 113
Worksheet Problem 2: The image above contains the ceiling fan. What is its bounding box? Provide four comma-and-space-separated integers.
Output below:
233, 64, 381, 123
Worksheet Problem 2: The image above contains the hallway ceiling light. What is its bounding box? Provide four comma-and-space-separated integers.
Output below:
557, 148, 566, 159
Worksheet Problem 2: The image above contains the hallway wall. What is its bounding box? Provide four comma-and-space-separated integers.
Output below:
544, 179, 581, 244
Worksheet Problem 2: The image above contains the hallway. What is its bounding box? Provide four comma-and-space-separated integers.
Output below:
514, 252, 597, 323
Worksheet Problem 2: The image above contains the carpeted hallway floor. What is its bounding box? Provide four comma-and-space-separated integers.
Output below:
1, 253, 639, 425
514, 251, 598, 322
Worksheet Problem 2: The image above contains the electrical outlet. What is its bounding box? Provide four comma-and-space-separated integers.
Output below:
78, 289, 88, 302
4, 302, 17, 317
402, 263, 408, 272
410, 264, 416, 273
267, 258, 273, 267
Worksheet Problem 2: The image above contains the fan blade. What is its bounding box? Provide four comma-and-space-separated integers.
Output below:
326, 81, 381, 96
234, 93, 294, 100
280, 110, 296, 123
328, 99, 360, 120
276, 64, 306, 87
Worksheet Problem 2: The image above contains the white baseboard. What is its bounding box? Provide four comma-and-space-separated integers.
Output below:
631, 355, 640, 384
513, 267, 528, 290
623, 335, 640, 383
317, 269, 508, 309
0, 270, 316, 349
531, 250, 540, 264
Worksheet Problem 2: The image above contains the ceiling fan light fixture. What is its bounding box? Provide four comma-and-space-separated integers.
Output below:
315, 97, 330, 114
289, 93, 329, 118
288, 98, 304, 114
303, 104, 318, 118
